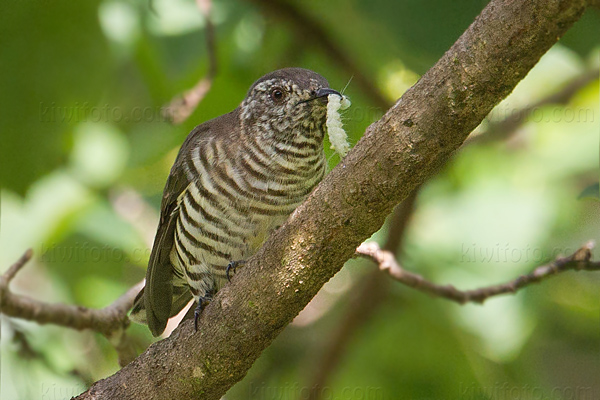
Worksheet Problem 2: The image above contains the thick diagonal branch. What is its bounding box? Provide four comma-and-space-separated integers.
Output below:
75, 0, 592, 399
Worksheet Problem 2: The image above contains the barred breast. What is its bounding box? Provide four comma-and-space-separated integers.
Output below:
170, 128, 326, 301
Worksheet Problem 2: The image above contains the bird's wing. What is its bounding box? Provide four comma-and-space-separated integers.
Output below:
144, 161, 189, 336
144, 109, 241, 336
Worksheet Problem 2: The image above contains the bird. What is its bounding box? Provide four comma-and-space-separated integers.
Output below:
130, 68, 343, 336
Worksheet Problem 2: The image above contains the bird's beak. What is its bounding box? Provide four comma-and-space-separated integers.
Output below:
315, 88, 342, 103
296, 87, 343, 107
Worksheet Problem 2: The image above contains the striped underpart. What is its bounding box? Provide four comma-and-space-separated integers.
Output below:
170, 118, 327, 300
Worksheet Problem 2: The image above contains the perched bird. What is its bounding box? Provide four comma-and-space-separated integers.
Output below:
131, 68, 343, 336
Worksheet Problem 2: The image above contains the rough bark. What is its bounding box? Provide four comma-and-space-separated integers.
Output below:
75, 0, 591, 398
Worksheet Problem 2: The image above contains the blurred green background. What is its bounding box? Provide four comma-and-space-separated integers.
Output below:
1, 0, 599, 399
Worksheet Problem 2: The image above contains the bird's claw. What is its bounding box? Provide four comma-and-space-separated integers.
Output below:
194, 296, 212, 331
226, 260, 246, 282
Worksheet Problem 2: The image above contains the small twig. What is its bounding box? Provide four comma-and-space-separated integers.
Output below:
162, 0, 218, 124
357, 241, 599, 304
0, 250, 144, 367
1, 248, 33, 282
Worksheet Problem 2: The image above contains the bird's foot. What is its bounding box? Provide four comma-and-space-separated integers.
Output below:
194, 295, 212, 331
226, 260, 246, 282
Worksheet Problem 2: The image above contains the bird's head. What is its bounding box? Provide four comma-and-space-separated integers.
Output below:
240, 68, 341, 140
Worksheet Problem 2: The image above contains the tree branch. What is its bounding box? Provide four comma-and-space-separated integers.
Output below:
357, 241, 599, 304
162, 0, 217, 124
0, 250, 144, 367
305, 64, 598, 395
74, 0, 592, 398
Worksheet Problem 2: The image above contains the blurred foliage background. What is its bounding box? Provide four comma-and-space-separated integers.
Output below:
1, 0, 599, 399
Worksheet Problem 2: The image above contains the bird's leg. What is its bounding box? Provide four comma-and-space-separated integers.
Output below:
194, 293, 213, 331
226, 260, 247, 282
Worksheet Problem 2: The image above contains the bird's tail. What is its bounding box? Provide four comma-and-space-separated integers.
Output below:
129, 288, 148, 324
129, 285, 194, 328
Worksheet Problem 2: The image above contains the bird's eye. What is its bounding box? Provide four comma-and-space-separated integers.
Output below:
270, 88, 284, 102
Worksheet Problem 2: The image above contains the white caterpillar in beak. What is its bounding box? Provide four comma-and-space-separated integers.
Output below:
326, 94, 351, 157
